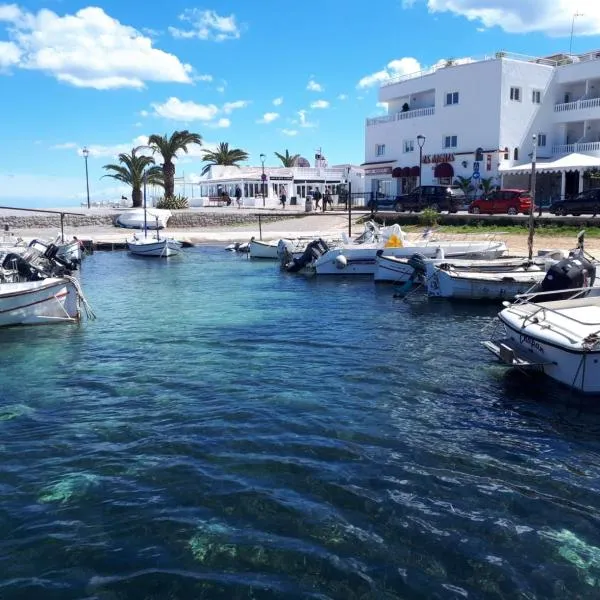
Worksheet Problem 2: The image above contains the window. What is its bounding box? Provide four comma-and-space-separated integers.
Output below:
538, 133, 547, 147
376, 144, 385, 156
503, 147, 509, 160
438, 177, 452, 186
510, 86, 521, 101
532, 89, 541, 104
403, 139, 414, 153
445, 91, 459, 105
514, 148, 519, 160
443, 135, 458, 149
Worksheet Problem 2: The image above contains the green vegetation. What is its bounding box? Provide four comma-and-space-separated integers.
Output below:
102, 147, 163, 208
403, 222, 600, 238
148, 130, 203, 198
156, 194, 189, 210
200, 142, 249, 176
418, 208, 439, 227
274, 149, 300, 167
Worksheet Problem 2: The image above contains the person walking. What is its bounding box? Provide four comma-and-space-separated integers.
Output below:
323, 188, 331, 212
313, 188, 322, 211
280, 190, 287, 209
235, 185, 242, 208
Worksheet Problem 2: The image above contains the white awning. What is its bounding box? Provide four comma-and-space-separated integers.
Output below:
500, 152, 600, 174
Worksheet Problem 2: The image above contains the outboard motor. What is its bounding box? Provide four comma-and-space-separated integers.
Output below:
2, 253, 45, 281
285, 239, 330, 273
407, 253, 429, 280
538, 254, 596, 301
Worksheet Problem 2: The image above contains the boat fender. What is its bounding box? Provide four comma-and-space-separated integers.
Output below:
335, 255, 347, 270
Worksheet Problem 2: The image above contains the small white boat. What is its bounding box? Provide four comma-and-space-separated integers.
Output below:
426, 265, 547, 300
115, 208, 172, 230
127, 235, 182, 257
0, 277, 83, 327
314, 235, 508, 276
249, 237, 286, 259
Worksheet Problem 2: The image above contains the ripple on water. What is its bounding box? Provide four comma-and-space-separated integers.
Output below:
0, 248, 600, 599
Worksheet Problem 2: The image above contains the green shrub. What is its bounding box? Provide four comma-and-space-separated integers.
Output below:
418, 208, 439, 227
156, 194, 189, 210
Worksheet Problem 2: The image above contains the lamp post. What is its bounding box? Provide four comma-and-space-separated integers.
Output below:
569, 11, 584, 55
82, 146, 90, 209
527, 134, 538, 261
260, 153, 266, 208
417, 134, 426, 206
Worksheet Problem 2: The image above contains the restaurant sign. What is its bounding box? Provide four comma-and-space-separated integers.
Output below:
365, 166, 393, 175
422, 153, 455, 164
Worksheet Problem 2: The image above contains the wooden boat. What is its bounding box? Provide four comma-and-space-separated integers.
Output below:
0, 277, 82, 327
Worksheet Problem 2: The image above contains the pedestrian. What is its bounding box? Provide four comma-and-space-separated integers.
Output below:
280, 191, 287, 209
235, 185, 242, 208
323, 188, 331, 212
313, 189, 322, 210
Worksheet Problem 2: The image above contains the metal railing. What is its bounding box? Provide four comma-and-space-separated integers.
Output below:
366, 107, 435, 127
552, 141, 600, 154
555, 97, 600, 112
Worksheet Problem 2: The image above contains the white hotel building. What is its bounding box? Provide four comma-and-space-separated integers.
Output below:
363, 50, 600, 203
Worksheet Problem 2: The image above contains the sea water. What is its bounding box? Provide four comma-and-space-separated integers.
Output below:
1, 246, 600, 599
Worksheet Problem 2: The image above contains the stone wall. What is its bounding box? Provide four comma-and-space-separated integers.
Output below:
0, 211, 302, 230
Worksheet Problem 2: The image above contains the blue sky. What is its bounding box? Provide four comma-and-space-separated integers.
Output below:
1, 0, 599, 206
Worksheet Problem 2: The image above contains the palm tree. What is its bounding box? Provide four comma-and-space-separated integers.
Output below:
200, 142, 249, 176
148, 130, 203, 198
102, 147, 163, 208
453, 175, 474, 197
274, 149, 300, 167
479, 177, 495, 198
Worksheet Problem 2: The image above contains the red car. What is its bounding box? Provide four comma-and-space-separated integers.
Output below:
469, 189, 532, 215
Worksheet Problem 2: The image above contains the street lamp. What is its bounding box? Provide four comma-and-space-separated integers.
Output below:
528, 134, 538, 260
417, 134, 426, 206
260, 153, 266, 208
82, 146, 91, 209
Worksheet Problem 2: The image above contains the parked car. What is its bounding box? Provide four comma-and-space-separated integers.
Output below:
393, 185, 466, 213
366, 192, 398, 211
549, 189, 600, 216
469, 189, 532, 215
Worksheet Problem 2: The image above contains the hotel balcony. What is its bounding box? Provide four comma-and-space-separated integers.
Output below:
366, 106, 435, 127
555, 97, 600, 112
552, 141, 600, 155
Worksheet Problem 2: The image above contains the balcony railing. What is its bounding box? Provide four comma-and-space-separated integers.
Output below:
553, 141, 600, 154
555, 97, 600, 112
366, 106, 435, 126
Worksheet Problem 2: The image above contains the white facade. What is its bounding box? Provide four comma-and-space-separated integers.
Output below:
364, 50, 600, 203
181, 164, 364, 209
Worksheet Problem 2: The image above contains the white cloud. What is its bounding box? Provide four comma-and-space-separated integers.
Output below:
297, 110, 316, 128
409, 0, 600, 36
195, 74, 213, 82
310, 99, 329, 109
139, 110, 149, 117
337, 93, 348, 101
0, 5, 193, 89
222, 100, 249, 113
151, 97, 219, 121
307, 79, 323, 92
51, 142, 78, 150
257, 112, 279, 124
357, 57, 421, 88
169, 9, 241, 41
0, 40, 20, 68
273, 97, 283, 106
206, 118, 231, 128
281, 129, 298, 136
216, 85, 225, 93
79, 135, 151, 159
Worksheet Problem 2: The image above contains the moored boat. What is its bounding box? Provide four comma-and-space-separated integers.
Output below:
127, 236, 182, 257
482, 253, 600, 393
0, 277, 83, 327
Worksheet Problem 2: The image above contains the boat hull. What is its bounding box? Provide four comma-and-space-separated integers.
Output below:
115, 209, 172, 230
497, 315, 600, 394
127, 238, 182, 257
0, 278, 80, 327
427, 266, 545, 300
249, 239, 286, 259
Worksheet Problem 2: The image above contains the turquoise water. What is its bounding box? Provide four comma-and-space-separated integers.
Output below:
1, 247, 600, 599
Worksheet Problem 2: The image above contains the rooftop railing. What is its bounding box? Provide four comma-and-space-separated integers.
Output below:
381, 50, 600, 88
366, 106, 435, 126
